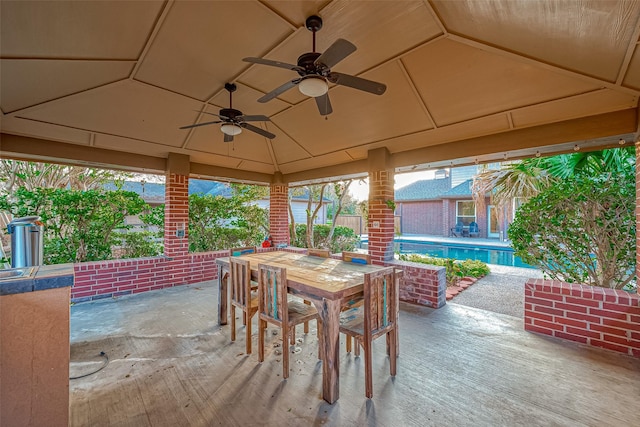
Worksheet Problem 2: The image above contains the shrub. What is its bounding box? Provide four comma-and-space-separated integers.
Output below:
291, 224, 358, 253
508, 173, 635, 289
114, 231, 163, 259
398, 254, 489, 286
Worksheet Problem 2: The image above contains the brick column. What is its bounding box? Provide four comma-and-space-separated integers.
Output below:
164, 153, 190, 257
368, 148, 394, 265
270, 180, 289, 246
636, 140, 640, 281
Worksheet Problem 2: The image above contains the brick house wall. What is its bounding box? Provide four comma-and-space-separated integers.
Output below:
398, 201, 442, 234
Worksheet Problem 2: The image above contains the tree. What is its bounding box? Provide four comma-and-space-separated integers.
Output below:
471, 159, 552, 235
187, 184, 269, 252
496, 147, 636, 289
326, 180, 353, 243
304, 184, 327, 248
0, 187, 149, 264
0, 159, 125, 193
0, 160, 137, 264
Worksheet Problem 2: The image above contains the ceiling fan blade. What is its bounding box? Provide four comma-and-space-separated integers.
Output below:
240, 123, 276, 139
315, 93, 333, 116
243, 57, 303, 72
224, 133, 234, 143
315, 38, 357, 69
329, 72, 387, 95
180, 120, 222, 129
258, 79, 299, 103
240, 115, 271, 122
200, 111, 230, 120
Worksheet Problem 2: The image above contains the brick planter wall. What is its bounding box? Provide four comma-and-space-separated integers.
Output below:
525, 279, 640, 357
387, 260, 447, 308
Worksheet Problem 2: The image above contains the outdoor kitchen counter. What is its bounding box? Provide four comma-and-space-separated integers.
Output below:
0, 263, 74, 295
0, 264, 73, 427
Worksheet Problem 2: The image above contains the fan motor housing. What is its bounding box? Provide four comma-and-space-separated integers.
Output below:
219, 108, 242, 120
297, 52, 323, 75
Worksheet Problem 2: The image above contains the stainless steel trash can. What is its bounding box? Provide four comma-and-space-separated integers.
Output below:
7, 216, 44, 268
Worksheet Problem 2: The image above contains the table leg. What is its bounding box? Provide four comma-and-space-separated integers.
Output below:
218, 271, 228, 326
315, 298, 341, 404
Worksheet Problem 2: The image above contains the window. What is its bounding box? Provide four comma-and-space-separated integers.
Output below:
456, 201, 476, 226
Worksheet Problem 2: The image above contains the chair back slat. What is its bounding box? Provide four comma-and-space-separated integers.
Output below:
307, 248, 330, 258
342, 251, 371, 265
230, 258, 251, 308
364, 267, 396, 336
230, 246, 257, 257
258, 263, 287, 324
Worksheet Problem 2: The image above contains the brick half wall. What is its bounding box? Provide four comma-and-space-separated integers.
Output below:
387, 260, 447, 308
525, 279, 640, 357
73, 251, 227, 302
72, 246, 448, 310
72, 247, 284, 302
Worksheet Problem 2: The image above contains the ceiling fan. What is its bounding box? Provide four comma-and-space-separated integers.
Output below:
180, 83, 275, 142
243, 15, 387, 116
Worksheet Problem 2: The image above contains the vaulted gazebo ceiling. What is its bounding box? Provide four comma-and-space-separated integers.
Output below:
1, 1, 639, 185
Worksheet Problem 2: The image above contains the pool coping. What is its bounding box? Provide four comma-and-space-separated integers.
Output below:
360, 234, 513, 250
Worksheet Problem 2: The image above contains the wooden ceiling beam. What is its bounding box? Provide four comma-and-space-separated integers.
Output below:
0, 133, 166, 173
391, 108, 638, 169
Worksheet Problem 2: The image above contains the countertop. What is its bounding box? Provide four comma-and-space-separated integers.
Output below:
0, 264, 74, 295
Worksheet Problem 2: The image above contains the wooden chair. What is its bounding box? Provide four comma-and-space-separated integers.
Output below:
229, 246, 257, 257
342, 251, 371, 265
229, 246, 258, 324
341, 251, 371, 353
229, 257, 259, 354
339, 267, 398, 398
307, 248, 331, 258
257, 263, 319, 379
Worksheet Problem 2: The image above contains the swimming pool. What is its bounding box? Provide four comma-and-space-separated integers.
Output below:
360, 239, 535, 269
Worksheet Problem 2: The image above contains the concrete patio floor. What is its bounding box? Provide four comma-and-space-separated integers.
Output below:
69, 280, 640, 426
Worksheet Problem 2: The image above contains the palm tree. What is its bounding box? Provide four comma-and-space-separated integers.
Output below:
472, 147, 635, 213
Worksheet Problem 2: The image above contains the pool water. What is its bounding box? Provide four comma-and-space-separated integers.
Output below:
361, 240, 536, 269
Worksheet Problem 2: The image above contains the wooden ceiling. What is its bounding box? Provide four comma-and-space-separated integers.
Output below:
1, 0, 639, 185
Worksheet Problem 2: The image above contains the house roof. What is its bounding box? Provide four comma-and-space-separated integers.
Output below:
395, 177, 451, 201
104, 181, 166, 204
1, 1, 638, 185
107, 179, 328, 203
441, 179, 474, 199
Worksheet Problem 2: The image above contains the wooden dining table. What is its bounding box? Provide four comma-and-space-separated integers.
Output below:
215, 250, 389, 404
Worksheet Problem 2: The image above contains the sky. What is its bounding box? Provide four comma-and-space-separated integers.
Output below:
349, 170, 436, 201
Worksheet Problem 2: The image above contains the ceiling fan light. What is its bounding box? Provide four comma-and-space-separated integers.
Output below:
298, 77, 328, 97
220, 123, 242, 136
